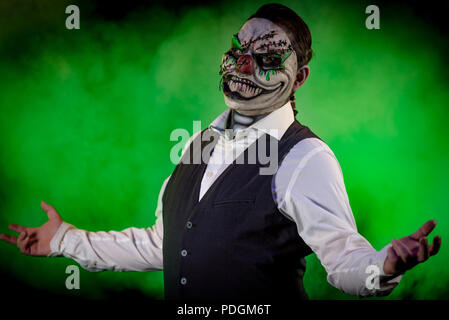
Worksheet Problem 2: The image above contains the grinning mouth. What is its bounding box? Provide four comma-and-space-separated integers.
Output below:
221, 75, 283, 100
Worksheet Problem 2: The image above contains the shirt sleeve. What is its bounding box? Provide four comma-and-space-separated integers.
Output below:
273, 138, 401, 297
47, 176, 169, 272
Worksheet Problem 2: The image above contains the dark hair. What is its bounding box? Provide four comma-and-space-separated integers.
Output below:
249, 3, 313, 67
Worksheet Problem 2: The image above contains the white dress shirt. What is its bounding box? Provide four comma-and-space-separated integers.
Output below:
49, 101, 401, 297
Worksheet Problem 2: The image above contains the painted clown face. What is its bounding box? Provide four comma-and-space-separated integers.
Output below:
220, 18, 298, 116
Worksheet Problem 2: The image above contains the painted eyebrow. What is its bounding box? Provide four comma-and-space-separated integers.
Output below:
231, 34, 243, 50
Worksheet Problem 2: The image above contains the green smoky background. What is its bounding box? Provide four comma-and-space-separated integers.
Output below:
0, 0, 448, 300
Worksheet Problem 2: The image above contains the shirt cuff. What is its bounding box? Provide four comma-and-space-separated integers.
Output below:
48, 222, 76, 257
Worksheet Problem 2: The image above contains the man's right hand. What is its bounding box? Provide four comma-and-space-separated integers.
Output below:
0, 201, 63, 256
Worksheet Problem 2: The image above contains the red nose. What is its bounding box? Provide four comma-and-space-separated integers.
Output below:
236, 54, 254, 75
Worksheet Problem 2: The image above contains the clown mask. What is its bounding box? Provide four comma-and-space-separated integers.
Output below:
220, 18, 298, 116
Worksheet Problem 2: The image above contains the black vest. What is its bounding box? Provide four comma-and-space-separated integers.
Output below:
162, 120, 319, 301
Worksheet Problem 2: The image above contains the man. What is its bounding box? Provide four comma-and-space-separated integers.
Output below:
0, 3, 441, 301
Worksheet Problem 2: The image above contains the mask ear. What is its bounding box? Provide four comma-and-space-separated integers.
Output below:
292, 65, 310, 92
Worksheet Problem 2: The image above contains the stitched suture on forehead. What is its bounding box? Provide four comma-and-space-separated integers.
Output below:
240, 30, 277, 49
255, 40, 292, 53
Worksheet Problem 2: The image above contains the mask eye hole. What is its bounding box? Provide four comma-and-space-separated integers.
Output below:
254, 53, 283, 70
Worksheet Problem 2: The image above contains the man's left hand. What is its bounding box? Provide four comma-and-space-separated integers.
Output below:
383, 220, 441, 275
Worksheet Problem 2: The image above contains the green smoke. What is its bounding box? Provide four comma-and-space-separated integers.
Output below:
0, 0, 448, 300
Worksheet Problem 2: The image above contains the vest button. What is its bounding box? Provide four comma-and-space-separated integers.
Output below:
181, 249, 188, 257
186, 221, 193, 229
180, 277, 187, 285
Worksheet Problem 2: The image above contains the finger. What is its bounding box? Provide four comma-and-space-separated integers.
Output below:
417, 237, 429, 262
17, 231, 24, 248
20, 231, 39, 255
388, 246, 400, 263
41, 201, 59, 220
0, 234, 18, 245
429, 236, 441, 256
22, 238, 32, 255
19, 231, 27, 241
391, 239, 413, 265
8, 224, 26, 233
387, 246, 399, 266
17, 231, 30, 254
385, 246, 402, 275
410, 220, 437, 240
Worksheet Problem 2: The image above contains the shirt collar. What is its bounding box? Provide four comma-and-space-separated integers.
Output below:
209, 101, 295, 141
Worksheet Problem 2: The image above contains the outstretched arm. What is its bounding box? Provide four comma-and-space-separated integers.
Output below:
0, 177, 170, 272
274, 138, 441, 297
